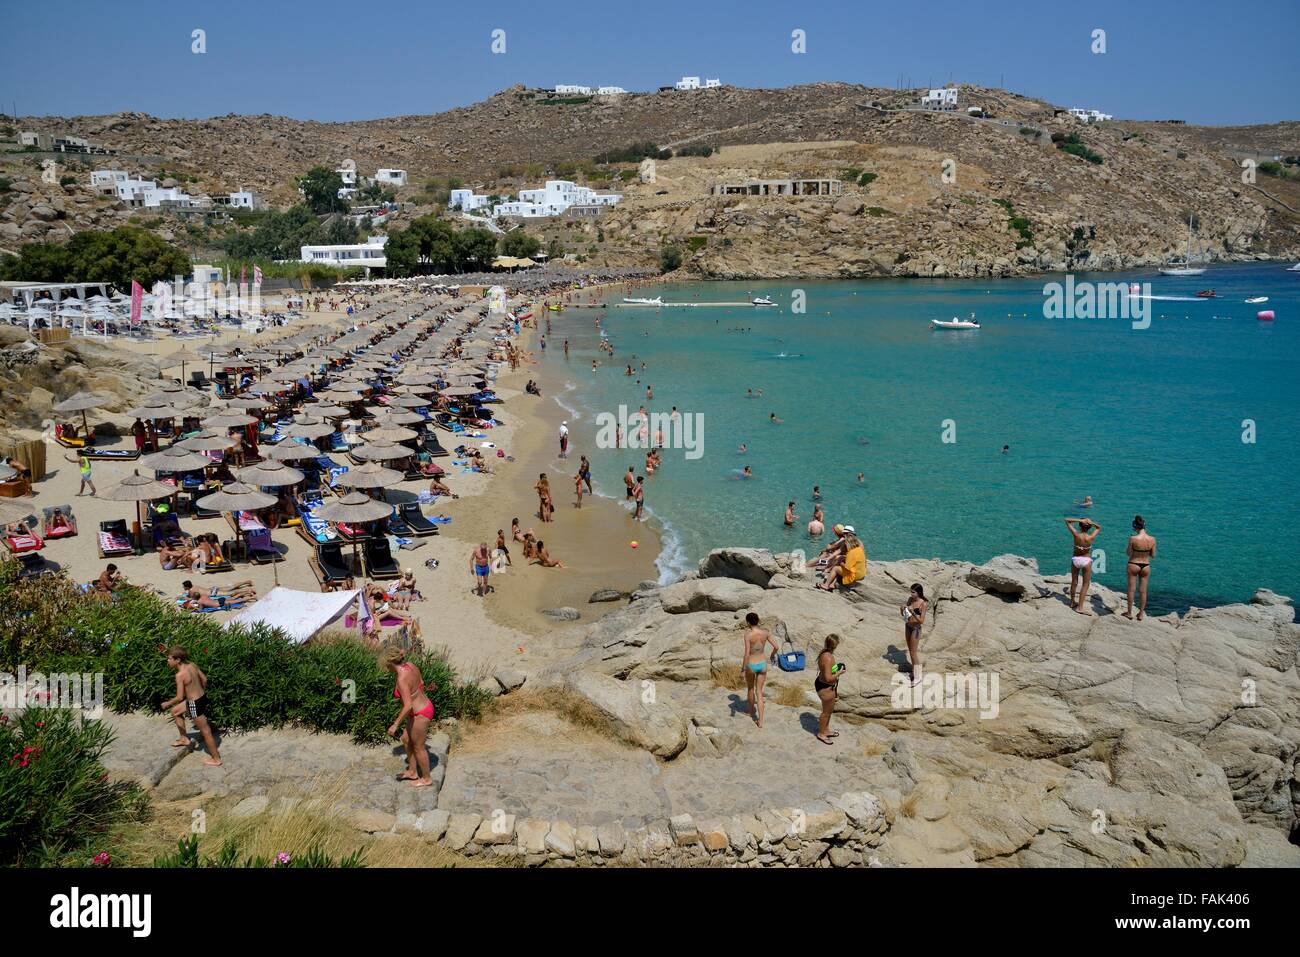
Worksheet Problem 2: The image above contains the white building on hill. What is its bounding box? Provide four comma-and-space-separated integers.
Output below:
1068, 108, 1113, 123
597, 86, 627, 95
555, 84, 592, 95
449, 188, 493, 212
920, 87, 959, 111
376, 168, 407, 187
300, 235, 389, 271
493, 180, 621, 219
674, 76, 723, 91
227, 190, 265, 209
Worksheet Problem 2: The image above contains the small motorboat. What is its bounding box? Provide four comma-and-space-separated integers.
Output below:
547, 303, 563, 312
623, 296, 664, 306
752, 296, 776, 306
1195, 289, 1217, 299
1245, 296, 1269, 304
931, 313, 981, 330
1287, 263, 1300, 272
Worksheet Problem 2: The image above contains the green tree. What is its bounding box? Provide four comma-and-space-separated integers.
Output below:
499, 230, 541, 258
660, 244, 683, 273
0, 226, 188, 288
296, 166, 347, 214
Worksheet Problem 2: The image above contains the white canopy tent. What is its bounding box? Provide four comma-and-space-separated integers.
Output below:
225, 586, 367, 645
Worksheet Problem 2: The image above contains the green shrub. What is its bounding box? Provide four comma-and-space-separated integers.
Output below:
865, 206, 892, 216
674, 143, 714, 157
857, 172, 877, 187
687, 236, 708, 251
0, 564, 493, 745
154, 834, 364, 868
0, 709, 151, 867
660, 244, 683, 272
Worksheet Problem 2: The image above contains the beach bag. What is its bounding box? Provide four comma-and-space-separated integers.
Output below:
777, 638, 806, 672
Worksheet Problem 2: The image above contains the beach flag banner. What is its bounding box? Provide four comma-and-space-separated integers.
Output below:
130, 281, 143, 325
356, 589, 373, 637
253, 265, 263, 286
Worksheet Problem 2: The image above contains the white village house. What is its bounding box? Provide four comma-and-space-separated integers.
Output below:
226, 190, 266, 209
675, 76, 722, 91
300, 235, 388, 272
555, 84, 592, 95
920, 87, 959, 111
375, 168, 407, 187
1068, 108, 1113, 123
448, 188, 494, 212
492, 180, 621, 219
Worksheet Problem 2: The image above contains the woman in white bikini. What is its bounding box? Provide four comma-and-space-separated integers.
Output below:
1064, 517, 1102, 615
1123, 515, 1157, 620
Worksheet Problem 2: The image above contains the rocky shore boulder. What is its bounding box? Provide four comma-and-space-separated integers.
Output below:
966, 554, 1051, 599
698, 547, 781, 587
660, 578, 764, 614
563, 672, 689, 759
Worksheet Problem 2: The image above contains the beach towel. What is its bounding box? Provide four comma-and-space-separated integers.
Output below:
246, 526, 274, 553
98, 530, 132, 553
236, 511, 267, 532
301, 510, 334, 543
328, 465, 348, 486
176, 597, 247, 613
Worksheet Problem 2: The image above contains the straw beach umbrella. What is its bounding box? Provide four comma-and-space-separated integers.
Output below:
160, 346, 203, 384
281, 416, 335, 441
314, 491, 394, 578
352, 440, 411, 463
385, 394, 429, 409
195, 482, 278, 512
266, 441, 322, 463
236, 460, 305, 488
52, 391, 109, 440
100, 471, 176, 549
362, 425, 418, 444
141, 446, 215, 473
333, 461, 402, 493
177, 432, 237, 453
202, 408, 260, 429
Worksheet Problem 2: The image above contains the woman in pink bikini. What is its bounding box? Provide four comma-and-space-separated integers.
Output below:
383, 647, 436, 787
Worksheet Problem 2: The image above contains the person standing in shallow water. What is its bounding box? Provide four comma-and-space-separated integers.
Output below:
1124, 515, 1157, 621
740, 612, 779, 728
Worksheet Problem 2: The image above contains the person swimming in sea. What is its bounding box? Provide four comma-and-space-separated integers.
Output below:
770, 412, 782, 424
784, 501, 797, 527
1075, 495, 1094, 508
738, 443, 748, 454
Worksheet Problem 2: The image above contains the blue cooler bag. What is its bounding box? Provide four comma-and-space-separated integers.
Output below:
777, 639, 806, 672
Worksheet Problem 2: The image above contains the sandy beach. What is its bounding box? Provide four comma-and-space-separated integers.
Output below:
9, 281, 661, 679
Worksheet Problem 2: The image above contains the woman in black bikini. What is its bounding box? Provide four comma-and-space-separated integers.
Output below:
901, 583, 927, 684
813, 634, 842, 745
1124, 515, 1157, 620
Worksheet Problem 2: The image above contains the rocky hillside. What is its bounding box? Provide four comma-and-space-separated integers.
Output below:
8, 83, 1300, 277
515, 548, 1300, 867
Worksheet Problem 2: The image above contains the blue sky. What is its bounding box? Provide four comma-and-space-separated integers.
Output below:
3, 0, 1297, 126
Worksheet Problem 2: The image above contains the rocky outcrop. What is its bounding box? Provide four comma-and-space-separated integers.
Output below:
545, 550, 1300, 866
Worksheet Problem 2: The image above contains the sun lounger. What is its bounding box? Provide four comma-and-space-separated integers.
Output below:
97, 519, 133, 558
420, 433, 449, 458
82, 448, 139, 461
202, 551, 234, 574
42, 504, 77, 540
16, 551, 50, 579
246, 525, 282, 564
316, 541, 354, 581
4, 526, 44, 554
397, 502, 438, 536
364, 537, 400, 579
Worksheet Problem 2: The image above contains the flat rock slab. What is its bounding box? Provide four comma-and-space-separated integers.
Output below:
101, 711, 442, 819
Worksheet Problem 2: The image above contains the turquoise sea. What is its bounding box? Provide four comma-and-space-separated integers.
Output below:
541, 263, 1300, 614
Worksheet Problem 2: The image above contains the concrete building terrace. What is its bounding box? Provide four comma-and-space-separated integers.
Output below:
710, 178, 843, 197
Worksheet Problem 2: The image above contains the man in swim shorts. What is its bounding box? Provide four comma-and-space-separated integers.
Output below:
471, 542, 492, 597
162, 646, 221, 766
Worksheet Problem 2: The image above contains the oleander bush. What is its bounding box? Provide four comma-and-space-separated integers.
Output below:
0, 709, 151, 867
0, 562, 493, 744
153, 834, 364, 868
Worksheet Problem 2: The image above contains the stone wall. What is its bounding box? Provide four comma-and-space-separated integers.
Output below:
413, 791, 889, 867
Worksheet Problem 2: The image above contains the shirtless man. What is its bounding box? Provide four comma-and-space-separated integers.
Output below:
157, 542, 193, 570
623, 466, 636, 501
633, 476, 645, 521
784, 501, 797, 527
94, 563, 124, 594
428, 476, 454, 497
1064, 518, 1102, 615
161, 646, 221, 766
470, 542, 492, 596
740, 612, 779, 728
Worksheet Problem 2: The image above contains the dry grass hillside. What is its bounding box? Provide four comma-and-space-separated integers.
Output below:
7, 83, 1299, 277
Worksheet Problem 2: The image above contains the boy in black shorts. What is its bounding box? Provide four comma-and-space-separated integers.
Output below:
162, 646, 222, 766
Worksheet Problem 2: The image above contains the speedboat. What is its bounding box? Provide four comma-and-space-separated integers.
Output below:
752, 296, 776, 306
623, 296, 664, 306
1245, 296, 1269, 304
1195, 289, 1217, 299
1287, 263, 1300, 272
931, 314, 981, 330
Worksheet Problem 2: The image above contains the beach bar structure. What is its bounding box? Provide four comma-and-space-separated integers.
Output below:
710, 178, 843, 197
